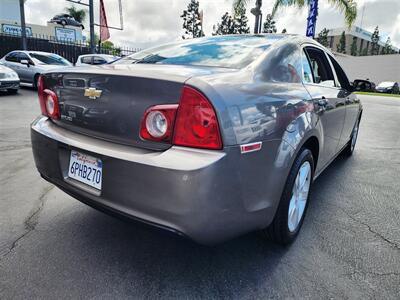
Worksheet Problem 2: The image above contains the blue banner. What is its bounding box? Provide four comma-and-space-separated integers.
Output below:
306, 0, 318, 38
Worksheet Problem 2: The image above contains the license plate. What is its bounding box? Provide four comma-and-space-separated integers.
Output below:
68, 150, 102, 190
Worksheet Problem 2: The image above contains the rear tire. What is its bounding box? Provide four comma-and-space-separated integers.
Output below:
343, 118, 360, 157
263, 148, 314, 245
33, 74, 40, 90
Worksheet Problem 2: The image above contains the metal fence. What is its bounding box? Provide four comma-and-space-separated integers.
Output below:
0, 33, 140, 63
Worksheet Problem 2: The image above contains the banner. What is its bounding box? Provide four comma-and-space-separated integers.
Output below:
306, 0, 318, 38
100, 0, 110, 41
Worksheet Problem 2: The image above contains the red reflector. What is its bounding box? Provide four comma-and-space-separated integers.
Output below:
240, 142, 262, 154
173, 86, 222, 150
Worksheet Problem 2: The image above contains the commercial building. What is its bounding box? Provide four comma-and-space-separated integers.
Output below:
326, 26, 399, 56
0, 0, 84, 42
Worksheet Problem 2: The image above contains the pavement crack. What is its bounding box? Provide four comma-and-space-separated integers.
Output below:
0, 185, 54, 261
339, 207, 400, 251
343, 270, 400, 277
0, 143, 32, 152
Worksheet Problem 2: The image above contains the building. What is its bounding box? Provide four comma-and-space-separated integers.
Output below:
326, 26, 399, 56
0, 0, 84, 42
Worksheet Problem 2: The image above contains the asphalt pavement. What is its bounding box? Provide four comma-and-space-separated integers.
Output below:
0, 88, 399, 299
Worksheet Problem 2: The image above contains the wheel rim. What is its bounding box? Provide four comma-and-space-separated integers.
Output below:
288, 161, 311, 232
351, 123, 359, 151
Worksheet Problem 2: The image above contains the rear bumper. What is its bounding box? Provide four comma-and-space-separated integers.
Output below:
31, 116, 280, 244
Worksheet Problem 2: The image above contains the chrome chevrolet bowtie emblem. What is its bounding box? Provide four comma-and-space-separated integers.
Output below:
84, 87, 102, 100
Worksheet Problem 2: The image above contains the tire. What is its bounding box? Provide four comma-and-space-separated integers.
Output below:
33, 74, 40, 90
263, 148, 314, 245
343, 118, 361, 157
7, 89, 18, 94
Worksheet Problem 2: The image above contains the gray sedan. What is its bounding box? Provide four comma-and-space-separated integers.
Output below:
31, 35, 362, 245
0, 51, 71, 88
0, 62, 20, 93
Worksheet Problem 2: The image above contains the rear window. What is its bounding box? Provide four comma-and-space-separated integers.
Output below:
114, 35, 284, 69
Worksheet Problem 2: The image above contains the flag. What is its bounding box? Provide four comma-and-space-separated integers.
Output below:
100, 0, 110, 41
306, 0, 318, 38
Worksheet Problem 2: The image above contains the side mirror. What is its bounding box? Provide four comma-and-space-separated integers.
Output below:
20, 59, 30, 67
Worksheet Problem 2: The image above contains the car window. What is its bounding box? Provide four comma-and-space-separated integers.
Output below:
301, 50, 314, 84
327, 54, 351, 90
304, 47, 335, 87
18, 52, 30, 62
29, 53, 70, 65
93, 57, 107, 65
5, 52, 18, 62
114, 35, 284, 69
81, 56, 92, 64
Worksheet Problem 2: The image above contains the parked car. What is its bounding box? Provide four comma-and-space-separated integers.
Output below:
49, 14, 84, 29
76, 54, 121, 66
0, 61, 20, 93
31, 35, 362, 245
375, 81, 399, 94
352, 79, 376, 92
0, 51, 71, 88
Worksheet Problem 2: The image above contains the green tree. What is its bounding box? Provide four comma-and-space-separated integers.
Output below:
233, 1, 250, 34
213, 12, 236, 35
360, 47, 368, 56
317, 28, 329, 47
370, 26, 380, 55
181, 0, 204, 39
262, 14, 277, 33
282, 28, 287, 33
271, 0, 357, 28
382, 37, 392, 55
350, 37, 357, 56
336, 31, 346, 53
65, 5, 87, 23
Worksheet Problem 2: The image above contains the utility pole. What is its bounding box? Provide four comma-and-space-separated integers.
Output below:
250, 0, 262, 34
19, 0, 27, 50
89, 0, 95, 53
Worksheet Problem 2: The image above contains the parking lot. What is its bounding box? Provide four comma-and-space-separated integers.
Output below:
0, 88, 399, 299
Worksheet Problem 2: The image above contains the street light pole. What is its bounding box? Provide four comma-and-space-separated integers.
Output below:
89, 0, 95, 53
19, 0, 27, 50
250, 0, 262, 34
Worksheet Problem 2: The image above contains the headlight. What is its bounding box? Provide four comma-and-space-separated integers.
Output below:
5, 72, 19, 79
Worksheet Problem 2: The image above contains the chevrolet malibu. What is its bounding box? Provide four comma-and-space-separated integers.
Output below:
31, 35, 362, 245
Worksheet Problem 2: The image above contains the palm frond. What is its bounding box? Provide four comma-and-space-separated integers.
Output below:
271, 0, 306, 17
327, 0, 357, 27
233, 0, 249, 10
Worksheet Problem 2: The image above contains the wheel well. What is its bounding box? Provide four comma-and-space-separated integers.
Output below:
302, 137, 319, 170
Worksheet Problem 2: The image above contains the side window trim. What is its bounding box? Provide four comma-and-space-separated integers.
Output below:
324, 52, 341, 88
301, 49, 315, 84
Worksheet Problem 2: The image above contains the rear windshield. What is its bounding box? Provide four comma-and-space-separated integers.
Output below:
114, 35, 284, 69
30, 53, 71, 66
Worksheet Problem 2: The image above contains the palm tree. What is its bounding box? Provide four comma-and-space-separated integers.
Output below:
271, 0, 357, 28
65, 6, 87, 23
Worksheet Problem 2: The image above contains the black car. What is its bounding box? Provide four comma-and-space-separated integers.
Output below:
375, 81, 399, 94
353, 79, 376, 92
49, 14, 84, 29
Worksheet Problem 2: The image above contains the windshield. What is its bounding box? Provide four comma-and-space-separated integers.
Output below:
377, 81, 394, 88
114, 35, 284, 69
30, 53, 71, 66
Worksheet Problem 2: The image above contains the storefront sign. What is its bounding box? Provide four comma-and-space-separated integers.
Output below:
55, 27, 76, 41
2, 24, 32, 36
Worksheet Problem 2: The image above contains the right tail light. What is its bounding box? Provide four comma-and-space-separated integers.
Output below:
140, 85, 222, 150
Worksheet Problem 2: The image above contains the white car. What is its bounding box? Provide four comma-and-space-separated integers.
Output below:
75, 54, 120, 66
0, 62, 20, 94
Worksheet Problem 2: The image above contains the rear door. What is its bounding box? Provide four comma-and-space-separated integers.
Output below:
301, 46, 346, 170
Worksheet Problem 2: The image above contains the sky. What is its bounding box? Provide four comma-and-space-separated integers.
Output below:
24, 0, 400, 50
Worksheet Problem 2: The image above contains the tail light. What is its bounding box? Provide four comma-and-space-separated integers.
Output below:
37, 75, 60, 119
139, 86, 223, 150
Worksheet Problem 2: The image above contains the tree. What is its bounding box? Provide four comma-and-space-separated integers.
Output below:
271, 0, 357, 28
262, 14, 277, 33
350, 37, 357, 56
181, 0, 204, 39
382, 37, 392, 55
65, 5, 87, 23
213, 12, 236, 35
233, 1, 250, 34
317, 28, 329, 47
282, 28, 287, 34
336, 31, 346, 54
370, 26, 380, 55
360, 47, 368, 56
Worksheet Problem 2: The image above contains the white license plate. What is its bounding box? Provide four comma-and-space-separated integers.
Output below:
68, 150, 102, 190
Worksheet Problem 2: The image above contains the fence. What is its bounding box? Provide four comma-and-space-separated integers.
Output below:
0, 33, 140, 63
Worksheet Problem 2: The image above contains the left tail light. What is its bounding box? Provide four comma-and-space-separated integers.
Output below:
38, 75, 60, 119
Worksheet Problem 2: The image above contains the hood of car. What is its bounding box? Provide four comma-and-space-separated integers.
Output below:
0, 64, 16, 73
